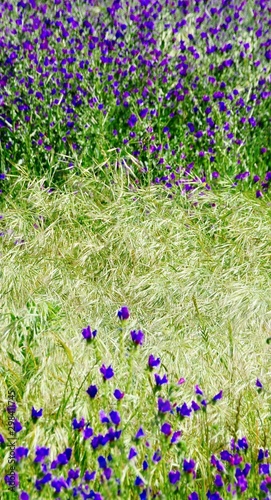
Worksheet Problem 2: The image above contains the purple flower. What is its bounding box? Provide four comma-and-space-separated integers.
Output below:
99, 410, 110, 424
259, 463, 270, 474
178, 377, 186, 385
135, 475, 145, 487
128, 114, 138, 127
148, 354, 160, 369
158, 397, 171, 413
109, 410, 121, 426
139, 108, 149, 119
154, 373, 168, 386
20, 493, 29, 500
84, 470, 96, 481
152, 450, 162, 463
113, 389, 124, 400
68, 469, 80, 480
210, 455, 225, 473
72, 417, 85, 431
34, 447, 50, 463
161, 422, 172, 437
0, 434, 5, 445
15, 447, 28, 461
256, 190, 263, 198
81, 325, 97, 342
98, 455, 107, 469
128, 447, 137, 460
87, 385, 98, 398
130, 329, 144, 346
177, 403, 191, 418
212, 390, 223, 402
194, 385, 204, 395
35, 473, 52, 490
13, 419, 22, 433
212, 171, 220, 179
83, 426, 94, 440
5, 472, 19, 488
0, 173, 6, 180
117, 306, 130, 320
169, 470, 181, 484
214, 474, 223, 487
135, 427, 145, 439
189, 494, 199, 500
31, 407, 43, 421
100, 364, 114, 381
187, 122, 195, 133
258, 449, 269, 462
171, 430, 182, 444
191, 400, 201, 412
236, 474, 248, 493
183, 458, 196, 474
256, 378, 263, 390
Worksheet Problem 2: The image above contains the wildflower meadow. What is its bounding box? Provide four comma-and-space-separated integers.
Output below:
1, 0, 271, 498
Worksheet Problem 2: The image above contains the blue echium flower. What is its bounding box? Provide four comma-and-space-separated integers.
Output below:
127, 114, 138, 127
148, 354, 160, 369
135, 427, 145, 440
176, 403, 191, 418
35, 473, 52, 491
161, 422, 172, 437
99, 410, 110, 424
117, 306, 130, 320
212, 390, 223, 402
72, 417, 85, 431
135, 475, 145, 487
188, 494, 199, 500
128, 447, 137, 460
20, 493, 30, 500
51, 477, 68, 494
154, 373, 168, 386
158, 397, 171, 413
130, 329, 145, 345
51, 448, 72, 469
109, 410, 121, 426
83, 425, 94, 440
257, 449, 269, 462
256, 378, 263, 391
210, 455, 226, 473
183, 458, 196, 476
171, 430, 182, 445
191, 400, 201, 412
100, 364, 114, 381
13, 419, 22, 433
82, 325, 97, 342
5, 472, 19, 488
86, 384, 98, 398
169, 470, 181, 484
214, 474, 224, 487
0, 434, 5, 445
113, 389, 124, 400
98, 455, 107, 469
14, 447, 28, 462
34, 447, 50, 463
84, 470, 96, 482
31, 406, 43, 421
152, 450, 162, 463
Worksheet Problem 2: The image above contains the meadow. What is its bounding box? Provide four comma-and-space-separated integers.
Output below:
1, 0, 271, 498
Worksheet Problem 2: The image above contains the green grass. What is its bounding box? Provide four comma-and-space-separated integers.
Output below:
1, 170, 271, 497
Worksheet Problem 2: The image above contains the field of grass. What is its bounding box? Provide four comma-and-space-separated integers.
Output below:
1, 0, 271, 498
